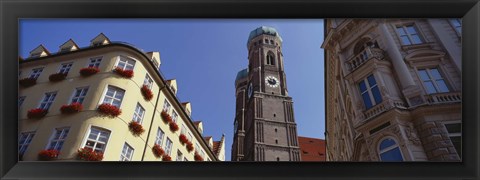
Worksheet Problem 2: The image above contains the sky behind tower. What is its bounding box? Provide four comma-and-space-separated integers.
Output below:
20, 19, 324, 161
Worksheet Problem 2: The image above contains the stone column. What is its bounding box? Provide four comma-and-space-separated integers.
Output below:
427, 19, 461, 73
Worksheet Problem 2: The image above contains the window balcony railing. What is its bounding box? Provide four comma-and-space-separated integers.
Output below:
424, 92, 462, 104
346, 48, 385, 73
363, 99, 407, 120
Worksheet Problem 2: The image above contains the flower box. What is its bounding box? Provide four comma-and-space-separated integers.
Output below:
19, 77, 37, 88
77, 147, 104, 161
194, 152, 204, 161
113, 67, 134, 78
179, 134, 189, 145
27, 108, 48, 119
128, 121, 145, 136
49, 72, 67, 82
79, 67, 100, 77
60, 103, 83, 114
186, 142, 194, 152
169, 122, 179, 132
38, 149, 59, 161
141, 85, 154, 101
162, 154, 172, 161
161, 111, 172, 123
97, 103, 122, 117
152, 144, 165, 158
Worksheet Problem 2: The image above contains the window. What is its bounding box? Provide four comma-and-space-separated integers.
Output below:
60, 47, 71, 52
59, 63, 73, 74
176, 150, 183, 161
270, 40, 274, 44
418, 68, 449, 94
155, 128, 165, 146
116, 56, 136, 71
449, 19, 462, 34
358, 75, 382, 109
120, 143, 134, 161
378, 138, 403, 161
29, 68, 43, 79
444, 122, 461, 157
19, 131, 35, 155
201, 150, 205, 159
396, 24, 423, 45
162, 100, 171, 112
102, 86, 125, 108
47, 127, 70, 151
188, 133, 193, 142
71, 87, 89, 104
171, 111, 178, 123
144, 74, 154, 89
18, 96, 26, 107
181, 125, 187, 135
165, 138, 173, 156
266, 54, 275, 65
92, 42, 103, 47
39, 92, 57, 110
195, 143, 200, 154
84, 127, 110, 153
88, 57, 102, 68
132, 103, 145, 123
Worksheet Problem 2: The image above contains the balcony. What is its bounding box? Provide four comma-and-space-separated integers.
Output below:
363, 99, 407, 120
424, 92, 462, 104
346, 48, 385, 73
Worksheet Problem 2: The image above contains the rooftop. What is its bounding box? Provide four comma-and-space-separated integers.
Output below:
298, 136, 326, 161
247, 26, 283, 44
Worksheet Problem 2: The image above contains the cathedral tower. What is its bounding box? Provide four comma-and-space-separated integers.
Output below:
232, 26, 301, 161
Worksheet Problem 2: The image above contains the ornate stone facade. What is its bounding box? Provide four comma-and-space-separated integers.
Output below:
323, 19, 462, 161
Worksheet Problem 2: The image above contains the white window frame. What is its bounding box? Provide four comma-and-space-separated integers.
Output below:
70, 87, 89, 104
181, 125, 186, 135
143, 74, 154, 89
39, 92, 57, 110
115, 56, 136, 71
188, 133, 193, 142
19, 131, 35, 155
88, 57, 102, 68
417, 67, 450, 94
29, 67, 43, 79
162, 100, 171, 112
395, 24, 424, 45
120, 143, 134, 161
58, 62, 73, 74
378, 137, 404, 161
132, 103, 145, 124
176, 150, 183, 161
47, 127, 70, 151
165, 138, 173, 156
358, 75, 382, 109
155, 128, 165, 146
171, 110, 178, 123
82, 126, 111, 153
449, 19, 462, 36
100, 85, 125, 108
18, 96, 26, 107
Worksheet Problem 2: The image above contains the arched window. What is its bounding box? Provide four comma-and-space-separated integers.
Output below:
266, 53, 275, 65
378, 137, 404, 161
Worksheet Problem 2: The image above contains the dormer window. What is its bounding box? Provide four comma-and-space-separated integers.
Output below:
60, 47, 71, 52
92, 42, 103, 47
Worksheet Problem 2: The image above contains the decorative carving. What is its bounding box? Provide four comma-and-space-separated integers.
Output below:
405, 123, 421, 145
380, 86, 389, 96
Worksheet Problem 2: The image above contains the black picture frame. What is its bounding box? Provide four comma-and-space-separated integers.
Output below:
1, 0, 479, 179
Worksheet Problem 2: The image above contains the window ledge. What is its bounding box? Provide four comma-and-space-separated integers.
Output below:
401, 42, 435, 51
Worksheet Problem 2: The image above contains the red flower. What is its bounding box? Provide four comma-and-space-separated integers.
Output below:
79, 67, 100, 77
97, 103, 122, 117
128, 121, 145, 136
162, 154, 172, 161
38, 149, 59, 161
77, 147, 104, 161
161, 111, 172, 124
194, 152, 204, 161
141, 85, 154, 101
186, 142, 194, 152
60, 103, 83, 114
19, 77, 37, 87
49, 72, 68, 82
27, 108, 48, 119
152, 144, 165, 158
113, 67, 134, 78
169, 122, 179, 132
179, 134, 189, 145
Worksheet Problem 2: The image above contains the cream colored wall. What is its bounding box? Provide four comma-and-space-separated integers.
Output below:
19, 46, 217, 161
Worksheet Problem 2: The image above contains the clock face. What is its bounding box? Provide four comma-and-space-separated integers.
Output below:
247, 83, 253, 98
265, 76, 279, 88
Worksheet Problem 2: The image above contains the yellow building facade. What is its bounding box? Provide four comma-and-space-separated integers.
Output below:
19, 33, 225, 161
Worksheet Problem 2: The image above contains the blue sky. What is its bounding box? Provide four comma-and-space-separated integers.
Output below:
20, 19, 325, 161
